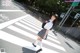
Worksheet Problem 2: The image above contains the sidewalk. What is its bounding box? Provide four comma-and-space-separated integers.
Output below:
56, 32, 80, 53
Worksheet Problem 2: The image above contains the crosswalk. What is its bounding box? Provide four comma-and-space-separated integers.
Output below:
0, 14, 66, 53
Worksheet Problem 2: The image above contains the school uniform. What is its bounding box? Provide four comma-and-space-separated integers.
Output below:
37, 20, 53, 39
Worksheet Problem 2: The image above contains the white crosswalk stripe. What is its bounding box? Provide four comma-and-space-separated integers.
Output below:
21, 19, 58, 39
23, 17, 58, 39
0, 15, 29, 29
0, 30, 59, 53
0, 14, 66, 53
15, 22, 60, 44
24, 15, 41, 25
22, 19, 41, 29
23, 17, 56, 38
7, 25, 66, 51
19, 20, 40, 31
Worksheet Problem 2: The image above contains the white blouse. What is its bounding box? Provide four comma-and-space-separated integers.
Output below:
44, 20, 53, 30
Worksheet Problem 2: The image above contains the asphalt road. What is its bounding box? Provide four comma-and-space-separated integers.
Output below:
0, 1, 80, 53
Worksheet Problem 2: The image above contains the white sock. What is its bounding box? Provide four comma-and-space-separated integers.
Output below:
34, 40, 39, 46
38, 41, 42, 48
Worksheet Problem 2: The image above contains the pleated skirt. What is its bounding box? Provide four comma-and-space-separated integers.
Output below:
37, 29, 47, 39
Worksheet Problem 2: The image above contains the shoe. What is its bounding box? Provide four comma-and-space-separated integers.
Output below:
32, 43, 36, 47
36, 48, 42, 53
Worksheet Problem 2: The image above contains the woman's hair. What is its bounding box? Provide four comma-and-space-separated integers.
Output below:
51, 14, 58, 26
51, 14, 58, 19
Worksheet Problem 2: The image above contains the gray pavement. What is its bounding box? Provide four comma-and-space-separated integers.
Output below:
0, 1, 80, 53
0, 0, 29, 23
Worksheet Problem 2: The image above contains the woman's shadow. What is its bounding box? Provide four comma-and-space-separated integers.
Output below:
22, 47, 36, 53
22, 44, 40, 53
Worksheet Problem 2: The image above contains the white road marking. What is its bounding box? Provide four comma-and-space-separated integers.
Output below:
19, 20, 40, 31
0, 15, 29, 29
0, 30, 59, 53
15, 22, 60, 44
20, 20, 58, 39
7, 25, 66, 52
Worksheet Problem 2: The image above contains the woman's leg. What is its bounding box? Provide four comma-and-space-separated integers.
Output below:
35, 36, 43, 52
37, 36, 42, 48
33, 36, 43, 48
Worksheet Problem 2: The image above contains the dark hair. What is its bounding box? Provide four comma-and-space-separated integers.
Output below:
51, 14, 58, 26
51, 14, 58, 19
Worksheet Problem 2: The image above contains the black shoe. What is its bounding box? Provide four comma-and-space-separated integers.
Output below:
36, 48, 42, 53
32, 43, 36, 47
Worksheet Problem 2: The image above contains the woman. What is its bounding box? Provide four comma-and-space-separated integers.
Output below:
32, 14, 57, 53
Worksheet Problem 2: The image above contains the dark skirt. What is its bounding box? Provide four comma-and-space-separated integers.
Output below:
37, 29, 47, 39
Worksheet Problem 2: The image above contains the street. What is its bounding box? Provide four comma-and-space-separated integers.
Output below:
0, 1, 80, 53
